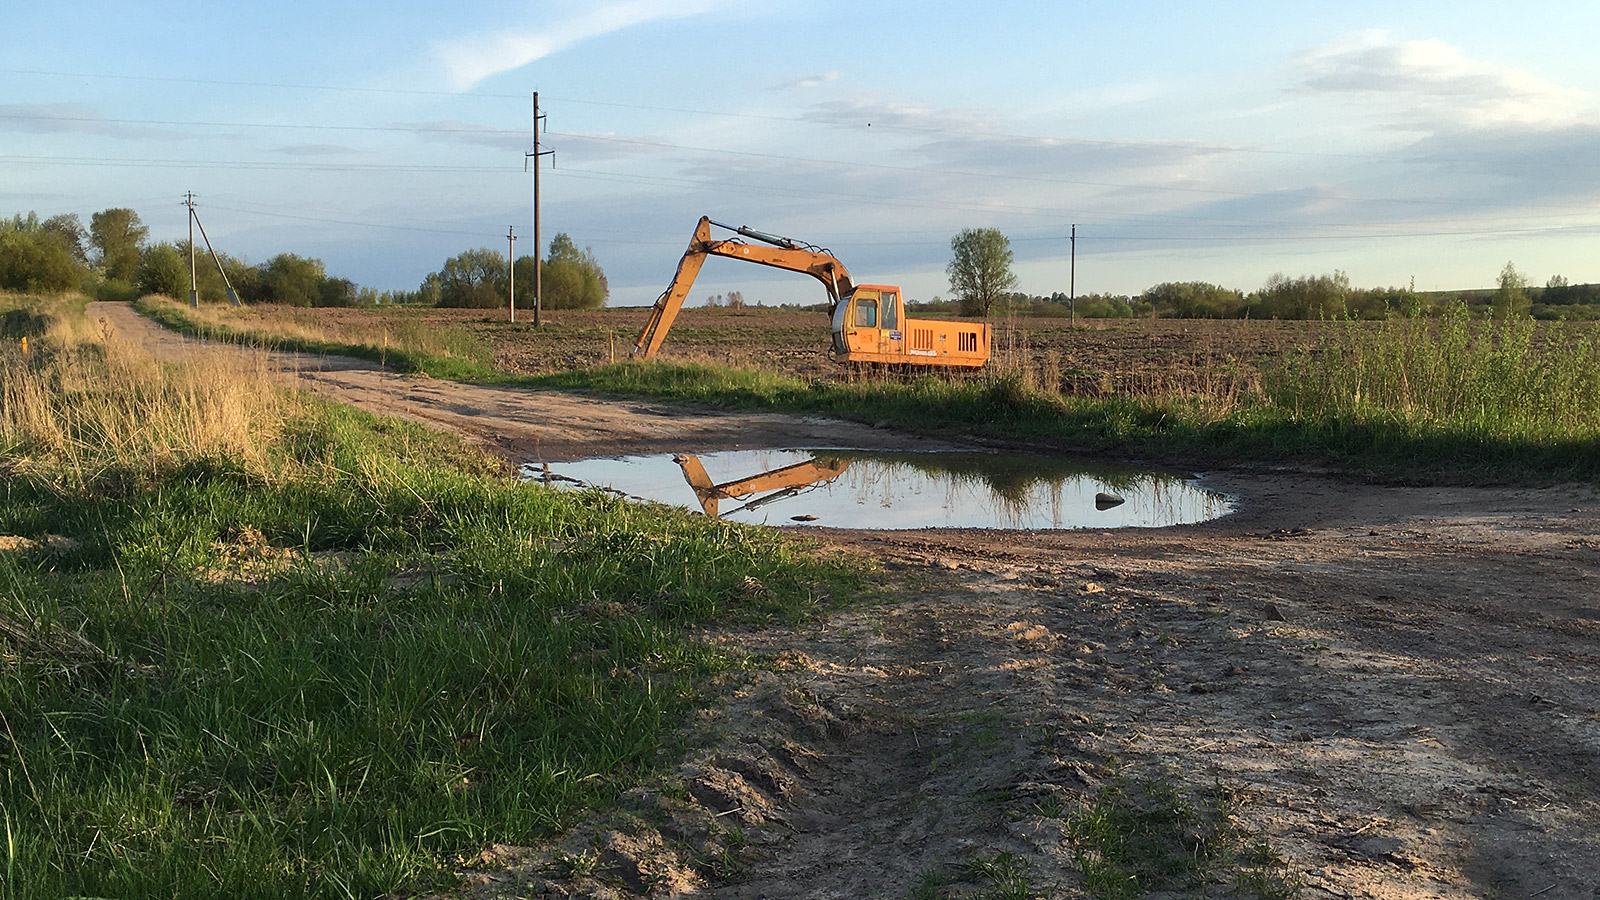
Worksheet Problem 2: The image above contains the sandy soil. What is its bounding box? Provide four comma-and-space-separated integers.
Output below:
94, 302, 1600, 899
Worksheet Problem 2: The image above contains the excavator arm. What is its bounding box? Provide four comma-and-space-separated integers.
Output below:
631, 217, 856, 360
675, 453, 850, 518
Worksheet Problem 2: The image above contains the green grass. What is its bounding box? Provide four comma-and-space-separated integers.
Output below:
133, 296, 505, 382
1, 297, 859, 899
533, 357, 1600, 482
1065, 776, 1299, 899
130, 297, 1600, 482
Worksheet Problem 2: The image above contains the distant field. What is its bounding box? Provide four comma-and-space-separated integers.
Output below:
155, 299, 1598, 395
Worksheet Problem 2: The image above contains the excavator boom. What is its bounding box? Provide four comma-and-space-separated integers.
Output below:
676, 453, 849, 519
632, 215, 989, 369
631, 217, 854, 360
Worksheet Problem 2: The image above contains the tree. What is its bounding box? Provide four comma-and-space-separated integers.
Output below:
946, 228, 1017, 317
435, 247, 507, 308
0, 230, 82, 292
1493, 261, 1530, 319
1140, 281, 1245, 318
547, 232, 582, 263
90, 208, 148, 281
1249, 272, 1351, 319
1544, 274, 1574, 305
319, 277, 356, 308
258, 253, 328, 306
134, 243, 188, 298
512, 233, 608, 310
42, 213, 89, 265
0, 212, 85, 292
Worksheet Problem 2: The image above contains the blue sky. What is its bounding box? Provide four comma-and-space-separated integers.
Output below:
4, 1, 1598, 305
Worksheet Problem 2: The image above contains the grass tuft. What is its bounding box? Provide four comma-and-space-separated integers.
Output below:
1065, 775, 1299, 900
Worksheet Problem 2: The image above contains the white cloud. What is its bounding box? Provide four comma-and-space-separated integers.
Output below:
1296, 30, 1592, 130
799, 95, 950, 132
775, 71, 840, 91
434, 0, 726, 90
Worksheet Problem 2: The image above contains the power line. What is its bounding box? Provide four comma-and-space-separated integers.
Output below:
541, 130, 1599, 210
0, 66, 1422, 163
0, 153, 512, 173
8, 109, 1599, 215
0, 111, 522, 138
203, 195, 1600, 249
3, 110, 1400, 203
203, 201, 504, 239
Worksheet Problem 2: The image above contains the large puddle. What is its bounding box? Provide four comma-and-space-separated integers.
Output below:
521, 449, 1234, 530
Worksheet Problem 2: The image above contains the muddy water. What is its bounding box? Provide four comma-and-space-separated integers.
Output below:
520, 449, 1233, 530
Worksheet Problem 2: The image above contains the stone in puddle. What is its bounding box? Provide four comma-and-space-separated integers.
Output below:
1094, 492, 1125, 510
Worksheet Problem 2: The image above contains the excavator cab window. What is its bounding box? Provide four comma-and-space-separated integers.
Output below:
881, 292, 900, 330
853, 298, 878, 328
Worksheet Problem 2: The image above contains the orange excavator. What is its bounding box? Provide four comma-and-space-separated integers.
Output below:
632, 217, 990, 369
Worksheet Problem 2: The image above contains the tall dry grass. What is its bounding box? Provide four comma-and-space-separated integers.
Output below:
1267, 303, 1600, 438
137, 295, 489, 364
1, 296, 293, 489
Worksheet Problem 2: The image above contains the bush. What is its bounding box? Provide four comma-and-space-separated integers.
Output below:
1142, 281, 1245, 318
95, 278, 142, 302
0, 226, 84, 293
135, 243, 189, 299
259, 253, 327, 306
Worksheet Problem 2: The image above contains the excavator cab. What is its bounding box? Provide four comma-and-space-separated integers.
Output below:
831, 286, 904, 359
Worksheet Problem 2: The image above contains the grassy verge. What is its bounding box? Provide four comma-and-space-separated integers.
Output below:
130, 296, 1600, 481
133, 295, 505, 382
3, 296, 858, 899
532, 357, 1600, 482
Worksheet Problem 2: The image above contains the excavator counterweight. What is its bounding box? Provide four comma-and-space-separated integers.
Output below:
631, 216, 989, 369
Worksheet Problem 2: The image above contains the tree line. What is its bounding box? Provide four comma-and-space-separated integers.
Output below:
0, 207, 608, 310
420, 234, 606, 310
940, 228, 1597, 321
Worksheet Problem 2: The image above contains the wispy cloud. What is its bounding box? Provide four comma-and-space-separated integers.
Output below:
401, 119, 526, 152
274, 144, 363, 157
800, 95, 945, 130
1295, 30, 1592, 130
774, 71, 840, 91
0, 103, 173, 139
434, 0, 726, 90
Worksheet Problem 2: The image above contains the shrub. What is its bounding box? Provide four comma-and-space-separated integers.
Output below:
135, 243, 189, 299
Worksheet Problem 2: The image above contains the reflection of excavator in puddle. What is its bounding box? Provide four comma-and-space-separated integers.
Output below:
633, 217, 990, 369
674, 453, 849, 519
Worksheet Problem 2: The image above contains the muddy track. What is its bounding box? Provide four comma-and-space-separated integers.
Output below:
97, 302, 1600, 899
89, 302, 966, 463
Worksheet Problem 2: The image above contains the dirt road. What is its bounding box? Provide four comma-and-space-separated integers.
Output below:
89, 302, 964, 463
96, 302, 1600, 899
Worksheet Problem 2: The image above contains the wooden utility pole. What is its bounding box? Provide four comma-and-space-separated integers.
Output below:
507, 225, 516, 323
186, 192, 198, 307
525, 93, 554, 328
1069, 223, 1077, 324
